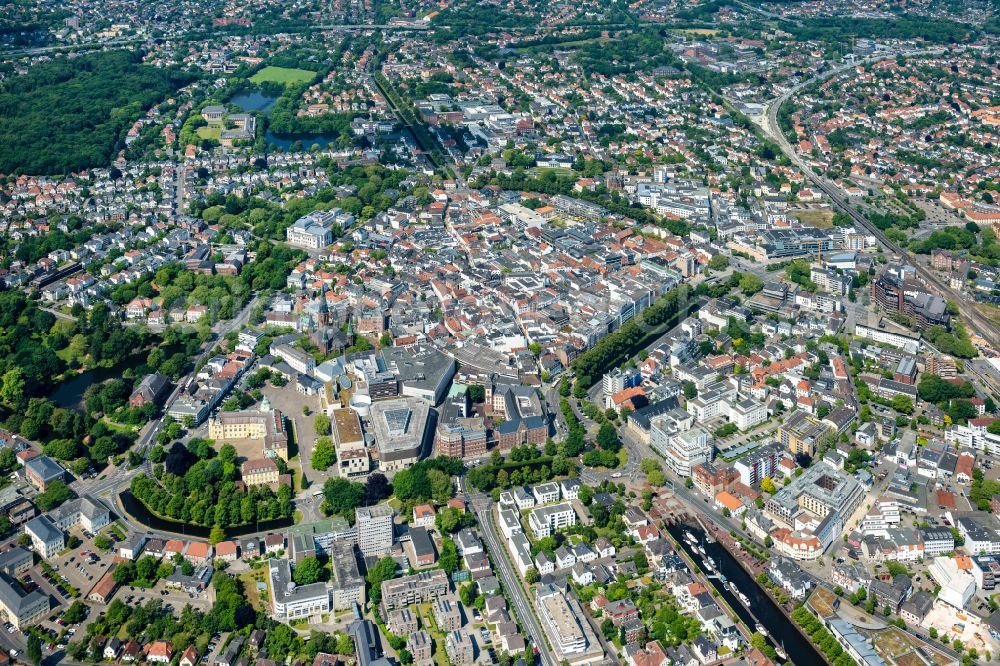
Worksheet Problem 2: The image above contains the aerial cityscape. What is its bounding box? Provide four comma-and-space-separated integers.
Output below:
0, 1, 1000, 666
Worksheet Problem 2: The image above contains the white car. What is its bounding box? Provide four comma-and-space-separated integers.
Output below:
611, 472, 622, 478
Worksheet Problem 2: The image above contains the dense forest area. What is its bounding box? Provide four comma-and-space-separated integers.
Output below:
789, 15, 977, 44
0, 50, 195, 174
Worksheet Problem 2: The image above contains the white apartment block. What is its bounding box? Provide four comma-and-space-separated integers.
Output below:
728, 398, 766, 430
536, 585, 588, 656
528, 503, 576, 539
651, 422, 712, 477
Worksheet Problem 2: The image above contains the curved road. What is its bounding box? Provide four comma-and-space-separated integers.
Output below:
757, 48, 1000, 349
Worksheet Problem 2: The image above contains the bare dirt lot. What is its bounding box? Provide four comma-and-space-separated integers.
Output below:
791, 208, 834, 228
921, 601, 999, 657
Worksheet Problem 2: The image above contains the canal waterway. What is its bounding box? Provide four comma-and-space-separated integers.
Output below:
666, 523, 824, 666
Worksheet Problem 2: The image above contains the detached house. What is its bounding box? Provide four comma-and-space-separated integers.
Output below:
146, 640, 174, 664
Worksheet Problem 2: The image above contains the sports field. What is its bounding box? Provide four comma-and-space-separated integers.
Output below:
249, 66, 316, 85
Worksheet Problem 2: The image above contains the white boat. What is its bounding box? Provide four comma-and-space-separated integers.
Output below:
704, 559, 714, 572
755, 623, 769, 638
696, 545, 706, 555
706, 556, 716, 569
775, 645, 788, 660
739, 592, 750, 606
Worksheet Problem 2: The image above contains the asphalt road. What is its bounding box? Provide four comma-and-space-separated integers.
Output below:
459, 477, 556, 666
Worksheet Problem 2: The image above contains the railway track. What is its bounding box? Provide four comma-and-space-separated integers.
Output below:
760, 49, 1000, 351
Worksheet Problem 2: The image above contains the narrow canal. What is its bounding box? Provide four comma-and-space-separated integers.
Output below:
666, 523, 824, 666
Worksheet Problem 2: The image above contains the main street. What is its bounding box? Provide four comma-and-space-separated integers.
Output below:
458, 477, 556, 666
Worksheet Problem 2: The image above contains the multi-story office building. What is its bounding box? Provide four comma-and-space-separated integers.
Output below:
369, 398, 431, 472
779, 411, 832, 458
971, 554, 1000, 591
765, 463, 865, 532
728, 398, 767, 431
23, 456, 66, 492
955, 513, 1000, 555
854, 323, 921, 352
0, 570, 49, 629
268, 558, 330, 621
272, 342, 317, 375
871, 266, 950, 328
329, 540, 365, 610
435, 394, 488, 460
331, 408, 370, 478
47, 495, 110, 533
24, 515, 63, 558
355, 505, 395, 557
285, 210, 353, 249
536, 584, 588, 657
0, 548, 33, 578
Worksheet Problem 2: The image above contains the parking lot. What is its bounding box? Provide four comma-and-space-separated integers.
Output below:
916, 200, 966, 227
119, 581, 215, 613
262, 381, 321, 482
50, 540, 111, 595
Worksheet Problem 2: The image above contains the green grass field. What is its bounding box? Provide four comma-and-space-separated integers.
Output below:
250, 66, 316, 85
196, 126, 222, 140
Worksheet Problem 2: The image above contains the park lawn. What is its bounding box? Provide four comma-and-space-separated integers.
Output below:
792, 208, 834, 228
101, 418, 140, 436
250, 66, 316, 85
534, 167, 575, 177
197, 126, 222, 140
